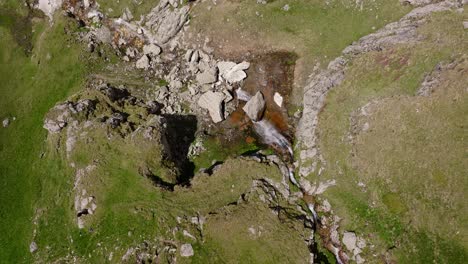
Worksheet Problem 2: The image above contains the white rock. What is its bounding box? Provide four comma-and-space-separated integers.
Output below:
183, 230, 196, 240
243, 91, 265, 121
273, 92, 283, 107
29, 241, 38, 253
196, 67, 218, 85
219, 61, 250, 83
2, 118, 10, 128
356, 254, 365, 264
143, 44, 162, 56
342, 232, 357, 252
231, 61, 250, 71
225, 70, 247, 83
198, 91, 225, 123
464, 21, 468, 29
180, 243, 194, 257
217, 61, 237, 75
282, 4, 290, 11
136, 55, 150, 69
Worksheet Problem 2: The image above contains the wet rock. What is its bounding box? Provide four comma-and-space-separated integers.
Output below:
342, 232, 357, 252
243, 91, 265, 122
136, 55, 150, 69
198, 91, 225, 123
180, 243, 194, 257
196, 67, 218, 85
2, 118, 9, 128
143, 43, 162, 56
29, 241, 38, 253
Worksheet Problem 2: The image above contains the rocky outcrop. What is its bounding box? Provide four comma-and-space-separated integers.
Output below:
243, 91, 266, 122
145, 0, 190, 44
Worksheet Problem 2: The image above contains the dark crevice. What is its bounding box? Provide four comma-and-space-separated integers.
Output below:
160, 114, 197, 185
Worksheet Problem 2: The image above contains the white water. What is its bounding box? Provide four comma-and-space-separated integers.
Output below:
253, 120, 293, 156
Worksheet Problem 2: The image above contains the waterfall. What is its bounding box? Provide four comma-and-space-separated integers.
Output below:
253, 120, 293, 157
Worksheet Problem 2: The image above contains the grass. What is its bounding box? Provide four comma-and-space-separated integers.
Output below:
190, 136, 260, 171
0, 10, 90, 262
98, 0, 160, 20
189, 200, 311, 264
316, 10, 468, 262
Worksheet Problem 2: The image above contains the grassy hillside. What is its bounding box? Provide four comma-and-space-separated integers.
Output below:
0, 8, 91, 262
317, 10, 468, 263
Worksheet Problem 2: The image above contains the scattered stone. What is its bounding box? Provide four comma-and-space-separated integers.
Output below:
342, 232, 357, 252
198, 91, 225, 123
357, 237, 366, 249
95, 26, 112, 44
143, 43, 162, 56
196, 67, 218, 85
273, 92, 283, 107
218, 61, 250, 83
136, 55, 150, 69
183, 230, 196, 240
243, 91, 265, 122
190, 50, 200, 63
29, 241, 38, 253
2, 118, 10, 128
180, 243, 194, 257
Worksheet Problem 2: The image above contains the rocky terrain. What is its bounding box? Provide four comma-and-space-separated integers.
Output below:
0, 0, 467, 263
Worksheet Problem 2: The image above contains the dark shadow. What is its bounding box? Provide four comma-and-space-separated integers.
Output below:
160, 114, 197, 185
139, 167, 175, 191
202, 161, 224, 175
